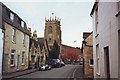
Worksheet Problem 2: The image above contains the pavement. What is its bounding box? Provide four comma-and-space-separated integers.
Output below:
2, 68, 38, 79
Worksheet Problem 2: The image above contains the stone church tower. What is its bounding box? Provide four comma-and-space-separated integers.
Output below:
44, 16, 62, 51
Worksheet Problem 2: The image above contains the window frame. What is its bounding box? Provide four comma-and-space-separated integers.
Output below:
89, 59, 94, 68
21, 21, 24, 28
12, 28, 16, 43
95, 7, 98, 35
23, 33, 25, 44
96, 44, 100, 76
21, 51, 25, 65
10, 50, 15, 67
10, 12, 14, 22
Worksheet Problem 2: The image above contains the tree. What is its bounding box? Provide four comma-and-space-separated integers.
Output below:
49, 40, 60, 59
62, 48, 80, 62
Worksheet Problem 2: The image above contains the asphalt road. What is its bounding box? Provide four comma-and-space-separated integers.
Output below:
17, 64, 83, 79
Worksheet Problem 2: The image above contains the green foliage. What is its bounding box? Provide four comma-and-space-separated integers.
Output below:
49, 40, 60, 59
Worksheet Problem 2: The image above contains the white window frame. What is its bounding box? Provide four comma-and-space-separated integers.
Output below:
12, 28, 16, 43
96, 44, 100, 76
10, 50, 15, 66
89, 59, 94, 68
95, 7, 98, 35
21, 21, 24, 28
23, 33, 25, 44
21, 51, 25, 65
10, 12, 14, 22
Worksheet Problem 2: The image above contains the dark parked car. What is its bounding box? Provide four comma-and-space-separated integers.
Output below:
39, 64, 51, 71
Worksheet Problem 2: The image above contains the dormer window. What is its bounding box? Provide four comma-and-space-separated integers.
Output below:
10, 12, 14, 22
21, 21, 24, 28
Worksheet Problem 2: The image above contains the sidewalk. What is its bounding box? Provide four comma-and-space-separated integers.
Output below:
2, 68, 38, 79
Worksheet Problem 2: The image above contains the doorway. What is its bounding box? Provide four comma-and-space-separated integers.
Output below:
104, 46, 110, 79
17, 55, 20, 70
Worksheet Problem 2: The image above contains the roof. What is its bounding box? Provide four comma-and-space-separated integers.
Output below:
83, 32, 92, 40
90, 2, 98, 17
1, 2, 29, 35
37, 37, 45, 51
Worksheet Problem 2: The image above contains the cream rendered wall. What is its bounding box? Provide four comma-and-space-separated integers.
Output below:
92, 1, 118, 78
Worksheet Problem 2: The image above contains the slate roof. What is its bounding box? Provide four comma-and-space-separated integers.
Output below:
1, 2, 29, 35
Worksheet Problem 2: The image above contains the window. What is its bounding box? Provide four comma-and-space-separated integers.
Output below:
49, 38, 51, 41
95, 7, 98, 34
10, 50, 15, 66
22, 51, 25, 64
23, 34, 25, 44
96, 44, 100, 75
89, 59, 94, 68
10, 12, 14, 22
21, 21, 24, 28
117, 1, 120, 12
49, 26, 52, 33
12, 28, 16, 43
48, 34, 52, 41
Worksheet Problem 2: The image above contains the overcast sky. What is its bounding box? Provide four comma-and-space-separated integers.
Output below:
1, 0, 95, 48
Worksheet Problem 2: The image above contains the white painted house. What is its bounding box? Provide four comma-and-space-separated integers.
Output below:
90, 0, 119, 78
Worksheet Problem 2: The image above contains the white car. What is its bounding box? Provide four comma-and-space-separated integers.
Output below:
39, 64, 51, 71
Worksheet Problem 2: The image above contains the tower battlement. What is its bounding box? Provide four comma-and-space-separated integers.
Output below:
45, 16, 61, 22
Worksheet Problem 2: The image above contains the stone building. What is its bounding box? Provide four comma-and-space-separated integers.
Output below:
81, 32, 93, 78
90, 1, 119, 78
1, 3, 30, 74
44, 16, 62, 54
29, 30, 49, 68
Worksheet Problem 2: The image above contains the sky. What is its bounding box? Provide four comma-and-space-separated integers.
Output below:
1, 0, 95, 48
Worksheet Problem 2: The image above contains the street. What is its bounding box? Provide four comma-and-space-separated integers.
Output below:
16, 64, 84, 79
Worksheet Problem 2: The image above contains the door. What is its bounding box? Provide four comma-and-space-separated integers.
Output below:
2, 54, 8, 73
104, 46, 110, 79
17, 55, 20, 70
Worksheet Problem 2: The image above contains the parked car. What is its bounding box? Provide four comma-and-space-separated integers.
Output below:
39, 64, 51, 71
51, 59, 65, 68
60, 60, 65, 66
79, 61, 83, 65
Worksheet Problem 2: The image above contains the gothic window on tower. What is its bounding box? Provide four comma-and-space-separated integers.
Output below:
49, 26, 52, 33
49, 38, 51, 41
48, 34, 52, 41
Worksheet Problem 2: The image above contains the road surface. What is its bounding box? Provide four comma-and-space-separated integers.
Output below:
17, 64, 84, 80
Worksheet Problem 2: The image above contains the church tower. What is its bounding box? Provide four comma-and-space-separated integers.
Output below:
44, 15, 61, 50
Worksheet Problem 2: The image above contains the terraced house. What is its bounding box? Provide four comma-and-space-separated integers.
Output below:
90, 1, 119, 78
1, 3, 30, 74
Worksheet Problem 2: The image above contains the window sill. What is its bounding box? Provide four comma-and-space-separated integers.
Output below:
10, 64, 15, 67
21, 63, 25, 66
96, 73, 100, 76
89, 65, 94, 68
116, 11, 120, 16
12, 41, 16, 44
95, 33, 99, 38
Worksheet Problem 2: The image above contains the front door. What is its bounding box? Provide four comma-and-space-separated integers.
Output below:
17, 55, 20, 70
104, 46, 110, 79
2, 54, 8, 73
